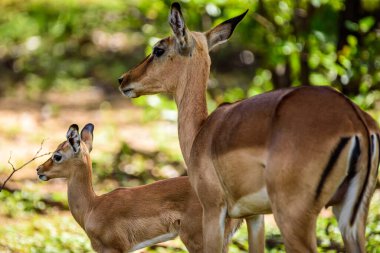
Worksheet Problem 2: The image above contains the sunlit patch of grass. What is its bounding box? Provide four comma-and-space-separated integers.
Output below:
316, 215, 343, 252
0, 213, 93, 253
0, 190, 47, 218
366, 190, 380, 252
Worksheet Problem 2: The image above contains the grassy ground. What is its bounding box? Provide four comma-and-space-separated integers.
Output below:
0, 87, 379, 252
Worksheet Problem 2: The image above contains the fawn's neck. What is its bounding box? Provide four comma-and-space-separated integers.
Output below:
67, 155, 96, 228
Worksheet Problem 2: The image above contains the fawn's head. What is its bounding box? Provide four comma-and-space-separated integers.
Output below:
37, 123, 94, 181
118, 2, 247, 98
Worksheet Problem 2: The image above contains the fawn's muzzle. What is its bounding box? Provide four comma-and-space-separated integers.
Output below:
36, 166, 49, 181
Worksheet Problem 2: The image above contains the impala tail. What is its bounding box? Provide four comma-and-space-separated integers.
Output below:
328, 119, 379, 252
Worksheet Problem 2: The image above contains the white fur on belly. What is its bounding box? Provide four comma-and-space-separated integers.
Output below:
229, 187, 271, 217
129, 232, 178, 252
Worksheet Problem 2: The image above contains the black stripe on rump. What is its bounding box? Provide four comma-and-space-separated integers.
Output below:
350, 134, 374, 226
346, 136, 361, 182
315, 137, 351, 200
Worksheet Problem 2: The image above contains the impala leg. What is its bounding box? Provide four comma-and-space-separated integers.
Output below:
246, 215, 265, 253
332, 133, 379, 253
272, 206, 318, 253
333, 204, 366, 253
89, 238, 104, 253
222, 218, 243, 253
267, 178, 318, 253
179, 209, 203, 253
180, 225, 203, 253
331, 171, 377, 253
188, 153, 227, 253
203, 205, 227, 253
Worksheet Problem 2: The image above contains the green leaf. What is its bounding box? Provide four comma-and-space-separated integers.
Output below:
359, 16, 375, 33
345, 20, 358, 32
347, 35, 357, 47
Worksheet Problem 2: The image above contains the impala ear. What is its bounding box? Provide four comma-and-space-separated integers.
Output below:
80, 123, 94, 153
66, 124, 80, 153
169, 2, 193, 53
205, 10, 248, 51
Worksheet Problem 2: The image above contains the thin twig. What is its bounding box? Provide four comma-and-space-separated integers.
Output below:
0, 139, 51, 192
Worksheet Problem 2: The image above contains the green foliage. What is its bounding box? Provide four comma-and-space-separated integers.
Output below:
1, 0, 380, 252
133, 95, 178, 122
108, 142, 185, 186
0, 190, 47, 217
1, 0, 380, 110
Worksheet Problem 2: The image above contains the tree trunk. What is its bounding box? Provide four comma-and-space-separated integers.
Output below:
337, 0, 362, 96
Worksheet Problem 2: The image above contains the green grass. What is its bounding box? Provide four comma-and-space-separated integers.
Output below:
0, 213, 92, 253
0, 189, 379, 252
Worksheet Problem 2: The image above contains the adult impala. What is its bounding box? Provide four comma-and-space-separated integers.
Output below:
36, 123, 240, 253
119, 3, 380, 252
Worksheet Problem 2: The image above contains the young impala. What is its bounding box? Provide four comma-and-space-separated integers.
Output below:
118, 2, 380, 253
36, 123, 240, 253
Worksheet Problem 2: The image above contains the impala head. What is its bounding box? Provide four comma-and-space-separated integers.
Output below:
36, 123, 94, 181
118, 2, 247, 98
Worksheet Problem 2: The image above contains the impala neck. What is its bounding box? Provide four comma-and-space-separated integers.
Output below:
67, 154, 96, 228
174, 55, 209, 165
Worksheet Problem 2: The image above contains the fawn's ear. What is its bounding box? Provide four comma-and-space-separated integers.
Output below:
66, 124, 80, 153
169, 2, 193, 54
80, 123, 94, 153
205, 10, 248, 51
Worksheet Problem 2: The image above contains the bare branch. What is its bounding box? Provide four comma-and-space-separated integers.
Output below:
0, 139, 51, 192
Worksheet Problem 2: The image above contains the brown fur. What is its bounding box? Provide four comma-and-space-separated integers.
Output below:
36, 127, 241, 253
118, 3, 379, 253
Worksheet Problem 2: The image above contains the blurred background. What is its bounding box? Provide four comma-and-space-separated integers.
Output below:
0, 0, 379, 252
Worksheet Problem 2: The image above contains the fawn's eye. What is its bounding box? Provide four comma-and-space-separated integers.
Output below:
53, 153, 62, 163
153, 47, 165, 57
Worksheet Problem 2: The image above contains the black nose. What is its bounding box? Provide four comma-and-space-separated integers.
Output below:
118, 77, 124, 85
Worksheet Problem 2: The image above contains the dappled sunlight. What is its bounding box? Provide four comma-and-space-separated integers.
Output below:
1, 0, 380, 252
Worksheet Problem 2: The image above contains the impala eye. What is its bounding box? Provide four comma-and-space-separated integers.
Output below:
153, 47, 165, 57
53, 153, 62, 163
